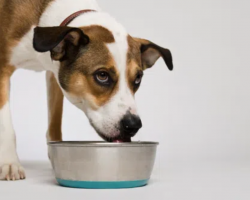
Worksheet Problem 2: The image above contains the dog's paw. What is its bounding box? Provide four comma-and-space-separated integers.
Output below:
0, 163, 25, 181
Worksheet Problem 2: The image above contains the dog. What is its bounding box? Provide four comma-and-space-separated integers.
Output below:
0, 0, 173, 180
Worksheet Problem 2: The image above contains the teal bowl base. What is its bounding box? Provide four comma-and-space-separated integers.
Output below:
56, 178, 149, 189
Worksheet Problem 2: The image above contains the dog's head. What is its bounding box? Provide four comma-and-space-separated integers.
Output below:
33, 18, 173, 142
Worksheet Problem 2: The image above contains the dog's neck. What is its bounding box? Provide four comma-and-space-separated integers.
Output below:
60, 10, 96, 26
39, 0, 101, 27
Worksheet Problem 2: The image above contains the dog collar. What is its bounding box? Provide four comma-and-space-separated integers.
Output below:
60, 9, 96, 26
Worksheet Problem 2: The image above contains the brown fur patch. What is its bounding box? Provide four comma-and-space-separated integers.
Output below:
67, 63, 119, 110
126, 35, 143, 93
0, 66, 15, 108
127, 35, 142, 67
59, 25, 115, 86
126, 60, 142, 93
0, 0, 55, 100
58, 25, 119, 109
0, 0, 54, 40
46, 71, 63, 141
81, 25, 115, 43
0, 0, 54, 72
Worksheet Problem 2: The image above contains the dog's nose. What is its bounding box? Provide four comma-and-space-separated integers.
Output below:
120, 114, 142, 137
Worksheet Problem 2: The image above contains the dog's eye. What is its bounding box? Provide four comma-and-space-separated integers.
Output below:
134, 73, 143, 85
95, 71, 110, 84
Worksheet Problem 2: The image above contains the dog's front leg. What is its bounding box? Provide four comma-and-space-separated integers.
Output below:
46, 71, 64, 159
0, 67, 25, 180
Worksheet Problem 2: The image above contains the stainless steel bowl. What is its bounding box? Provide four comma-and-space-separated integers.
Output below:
48, 141, 158, 189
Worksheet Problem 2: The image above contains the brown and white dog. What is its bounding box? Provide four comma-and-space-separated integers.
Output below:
0, 0, 173, 180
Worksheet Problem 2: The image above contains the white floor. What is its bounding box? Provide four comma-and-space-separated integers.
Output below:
1, 159, 249, 200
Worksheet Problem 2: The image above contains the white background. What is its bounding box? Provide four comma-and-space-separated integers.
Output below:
4, 0, 250, 199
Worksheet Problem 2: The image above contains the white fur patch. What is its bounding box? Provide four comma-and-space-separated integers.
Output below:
0, 102, 15, 136
10, 27, 56, 72
0, 102, 25, 180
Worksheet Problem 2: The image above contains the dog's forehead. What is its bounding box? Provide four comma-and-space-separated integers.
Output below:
71, 12, 139, 74
103, 29, 140, 79
106, 35, 128, 73
80, 24, 141, 95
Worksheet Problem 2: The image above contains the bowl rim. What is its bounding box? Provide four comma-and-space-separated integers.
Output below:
47, 141, 159, 147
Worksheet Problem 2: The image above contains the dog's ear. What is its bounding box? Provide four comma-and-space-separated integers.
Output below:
133, 38, 173, 71
33, 26, 89, 61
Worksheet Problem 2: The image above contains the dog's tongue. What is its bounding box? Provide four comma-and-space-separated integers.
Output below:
113, 137, 131, 143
